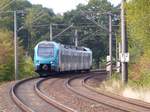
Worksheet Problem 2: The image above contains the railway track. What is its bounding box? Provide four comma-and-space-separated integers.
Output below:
37, 71, 121, 112
66, 73, 150, 112
11, 77, 65, 112
35, 78, 77, 112
10, 70, 123, 112
11, 77, 38, 112
11, 70, 150, 112
83, 74, 150, 110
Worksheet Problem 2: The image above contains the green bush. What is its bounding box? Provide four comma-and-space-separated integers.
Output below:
0, 29, 35, 81
19, 56, 36, 78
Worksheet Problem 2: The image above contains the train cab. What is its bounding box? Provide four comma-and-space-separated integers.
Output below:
34, 41, 59, 74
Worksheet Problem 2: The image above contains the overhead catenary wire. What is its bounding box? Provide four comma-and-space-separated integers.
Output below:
80, 10, 109, 32
32, 23, 72, 28
31, 23, 120, 28
53, 24, 74, 39
32, 9, 44, 21
32, 13, 47, 24
0, 0, 9, 7
80, 30, 101, 42
0, 0, 15, 11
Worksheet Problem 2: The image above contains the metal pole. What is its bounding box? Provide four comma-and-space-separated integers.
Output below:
109, 13, 112, 77
116, 38, 118, 68
75, 29, 78, 47
121, 0, 128, 84
50, 24, 52, 41
116, 38, 118, 70
14, 11, 18, 80
119, 43, 121, 73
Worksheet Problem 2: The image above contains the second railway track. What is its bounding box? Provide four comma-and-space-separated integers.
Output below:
37, 72, 122, 112
83, 75, 150, 110
66, 73, 150, 112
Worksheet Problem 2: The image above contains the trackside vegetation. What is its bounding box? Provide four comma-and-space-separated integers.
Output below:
99, 0, 150, 100
104, 0, 150, 87
127, 0, 150, 87
0, 29, 35, 81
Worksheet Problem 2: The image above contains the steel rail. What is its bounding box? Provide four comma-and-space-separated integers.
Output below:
10, 70, 106, 112
11, 77, 38, 112
83, 75, 150, 110
66, 73, 143, 112
35, 78, 77, 112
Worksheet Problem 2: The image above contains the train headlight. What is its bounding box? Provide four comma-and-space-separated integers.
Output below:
42, 64, 48, 70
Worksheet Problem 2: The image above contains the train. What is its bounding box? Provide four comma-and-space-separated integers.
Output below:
34, 41, 92, 76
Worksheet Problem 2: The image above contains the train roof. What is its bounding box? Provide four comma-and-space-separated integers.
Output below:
37, 41, 58, 45
60, 43, 92, 52
35, 41, 92, 52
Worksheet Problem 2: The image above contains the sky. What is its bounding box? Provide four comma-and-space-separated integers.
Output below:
28, 0, 122, 14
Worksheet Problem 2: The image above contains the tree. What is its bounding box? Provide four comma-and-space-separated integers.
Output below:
63, 0, 118, 68
0, 29, 34, 81
126, 0, 150, 86
24, 4, 55, 56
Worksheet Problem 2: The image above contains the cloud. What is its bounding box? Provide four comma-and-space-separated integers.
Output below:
28, 0, 121, 14
28, 0, 88, 14
108, 0, 121, 6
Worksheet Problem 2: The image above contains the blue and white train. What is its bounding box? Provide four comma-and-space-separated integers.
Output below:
34, 41, 92, 76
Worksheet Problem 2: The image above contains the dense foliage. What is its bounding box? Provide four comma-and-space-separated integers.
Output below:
61, 0, 118, 67
0, 0, 118, 81
0, 0, 149, 85
0, 29, 34, 81
126, 0, 150, 86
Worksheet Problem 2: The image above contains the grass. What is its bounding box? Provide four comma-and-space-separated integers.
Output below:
0, 80, 11, 86
0, 72, 38, 86
95, 72, 150, 103
96, 73, 124, 95
0, 82, 4, 85
122, 86, 150, 103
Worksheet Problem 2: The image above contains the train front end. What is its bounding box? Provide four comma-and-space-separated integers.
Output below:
34, 41, 59, 76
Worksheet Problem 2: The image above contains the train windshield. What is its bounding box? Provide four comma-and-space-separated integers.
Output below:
38, 44, 54, 57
